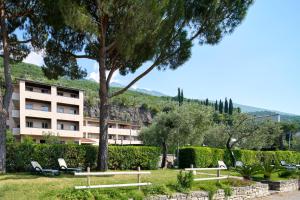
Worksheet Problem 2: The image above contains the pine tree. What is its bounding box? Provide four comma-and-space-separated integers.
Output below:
219, 100, 223, 114
229, 98, 233, 115
224, 98, 229, 113
214, 100, 218, 111
237, 107, 241, 113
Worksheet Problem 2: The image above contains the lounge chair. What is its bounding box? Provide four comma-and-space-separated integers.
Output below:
31, 161, 60, 176
235, 161, 244, 167
280, 160, 296, 170
58, 158, 82, 173
218, 161, 227, 169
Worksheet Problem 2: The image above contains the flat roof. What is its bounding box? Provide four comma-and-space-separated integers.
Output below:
17, 78, 85, 92
84, 117, 141, 126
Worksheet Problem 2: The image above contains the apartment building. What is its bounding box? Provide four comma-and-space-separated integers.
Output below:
7, 79, 142, 145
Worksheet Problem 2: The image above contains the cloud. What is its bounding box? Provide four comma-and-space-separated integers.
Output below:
88, 62, 120, 83
131, 84, 138, 89
23, 51, 44, 66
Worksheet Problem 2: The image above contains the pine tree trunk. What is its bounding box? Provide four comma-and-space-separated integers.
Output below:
97, 15, 109, 171
97, 64, 109, 171
0, 2, 13, 173
161, 141, 168, 168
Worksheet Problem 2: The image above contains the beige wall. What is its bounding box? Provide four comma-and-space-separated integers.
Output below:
9, 80, 142, 144
18, 80, 84, 139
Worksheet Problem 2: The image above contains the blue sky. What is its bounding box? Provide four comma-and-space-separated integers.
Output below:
24, 0, 300, 115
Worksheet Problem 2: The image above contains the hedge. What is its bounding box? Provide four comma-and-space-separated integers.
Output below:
6, 143, 160, 172
179, 147, 300, 168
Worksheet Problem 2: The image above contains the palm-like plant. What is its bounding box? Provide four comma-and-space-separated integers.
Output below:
260, 161, 279, 180
235, 164, 261, 180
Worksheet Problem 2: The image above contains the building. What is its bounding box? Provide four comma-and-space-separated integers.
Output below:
7, 79, 142, 145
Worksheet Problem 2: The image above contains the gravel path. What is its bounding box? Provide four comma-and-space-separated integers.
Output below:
256, 191, 300, 200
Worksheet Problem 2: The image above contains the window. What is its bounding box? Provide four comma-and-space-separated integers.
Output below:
42, 122, 48, 129
41, 89, 48, 93
26, 86, 33, 91
69, 109, 77, 114
60, 141, 65, 144
40, 140, 45, 144
41, 105, 49, 112
70, 125, 77, 131
26, 103, 33, 110
57, 91, 63, 96
57, 124, 64, 130
57, 107, 64, 113
26, 121, 33, 128
70, 93, 77, 98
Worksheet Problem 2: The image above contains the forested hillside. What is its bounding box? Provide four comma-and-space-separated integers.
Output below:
0, 59, 178, 124
1, 58, 299, 124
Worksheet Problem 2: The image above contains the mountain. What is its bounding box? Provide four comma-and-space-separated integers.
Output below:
110, 82, 166, 97
1, 58, 299, 123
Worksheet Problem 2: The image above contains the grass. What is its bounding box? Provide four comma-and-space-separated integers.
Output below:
0, 169, 249, 200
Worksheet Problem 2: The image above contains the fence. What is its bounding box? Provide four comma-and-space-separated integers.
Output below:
185, 161, 228, 181
74, 167, 151, 190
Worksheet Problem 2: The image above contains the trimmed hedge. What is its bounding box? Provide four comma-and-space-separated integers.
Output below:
179, 147, 300, 168
6, 143, 160, 172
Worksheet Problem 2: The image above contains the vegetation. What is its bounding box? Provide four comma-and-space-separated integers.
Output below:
6, 143, 160, 172
178, 146, 300, 169
235, 164, 261, 180
175, 171, 194, 192
0, 169, 253, 200
139, 103, 212, 167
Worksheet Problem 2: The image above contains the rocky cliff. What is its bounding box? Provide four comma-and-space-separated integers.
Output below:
84, 101, 153, 125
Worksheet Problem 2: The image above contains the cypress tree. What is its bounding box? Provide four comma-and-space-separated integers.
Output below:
224, 98, 229, 113
237, 107, 241, 113
229, 98, 233, 115
214, 100, 218, 111
177, 88, 181, 105
205, 98, 209, 106
219, 100, 223, 114
180, 89, 184, 105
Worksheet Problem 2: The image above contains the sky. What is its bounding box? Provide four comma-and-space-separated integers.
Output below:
23, 0, 300, 115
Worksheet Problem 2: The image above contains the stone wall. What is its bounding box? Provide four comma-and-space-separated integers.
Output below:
262, 179, 299, 192
147, 183, 269, 200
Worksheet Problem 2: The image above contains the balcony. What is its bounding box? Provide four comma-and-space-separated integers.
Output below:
12, 128, 20, 135
57, 129, 82, 138
24, 91, 51, 102
56, 95, 82, 105
25, 109, 52, 118
12, 110, 20, 118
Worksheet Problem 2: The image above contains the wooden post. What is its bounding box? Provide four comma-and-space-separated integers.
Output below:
217, 168, 220, 183
191, 164, 196, 175
87, 167, 90, 187
137, 166, 141, 190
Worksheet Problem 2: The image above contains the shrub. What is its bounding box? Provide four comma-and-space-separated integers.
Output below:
278, 170, 297, 179
260, 161, 278, 180
179, 147, 300, 169
58, 188, 144, 200
6, 144, 160, 172
235, 165, 261, 180
175, 171, 194, 192
142, 184, 170, 196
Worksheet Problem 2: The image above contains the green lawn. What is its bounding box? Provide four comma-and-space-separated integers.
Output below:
0, 169, 246, 200
1, 169, 295, 200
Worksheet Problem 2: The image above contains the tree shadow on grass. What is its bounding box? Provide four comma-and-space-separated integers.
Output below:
0, 172, 73, 180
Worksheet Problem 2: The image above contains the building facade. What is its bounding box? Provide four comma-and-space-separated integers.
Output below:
7, 79, 142, 145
